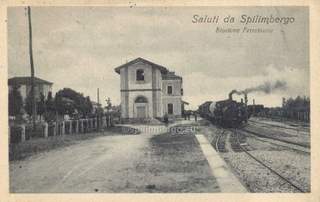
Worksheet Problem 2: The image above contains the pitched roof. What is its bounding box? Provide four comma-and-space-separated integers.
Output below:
114, 57, 168, 74
182, 100, 189, 105
162, 71, 182, 80
8, 77, 53, 86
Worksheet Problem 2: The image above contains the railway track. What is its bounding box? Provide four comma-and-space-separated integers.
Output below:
233, 129, 307, 193
215, 130, 226, 153
240, 127, 310, 149
238, 129, 310, 154
248, 119, 309, 132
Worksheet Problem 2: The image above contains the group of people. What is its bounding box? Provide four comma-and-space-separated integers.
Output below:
162, 111, 198, 126
183, 111, 198, 121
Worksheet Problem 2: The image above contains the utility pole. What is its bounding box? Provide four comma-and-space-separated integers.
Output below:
27, 6, 36, 131
97, 88, 100, 105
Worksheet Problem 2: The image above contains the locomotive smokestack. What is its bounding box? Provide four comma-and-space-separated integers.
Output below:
229, 92, 233, 100
244, 93, 248, 105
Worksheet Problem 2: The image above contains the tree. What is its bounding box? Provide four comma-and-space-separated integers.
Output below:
54, 92, 75, 116
45, 91, 55, 111
54, 88, 93, 118
82, 96, 93, 117
8, 86, 23, 116
25, 93, 35, 116
37, 93, 46, 120
105, 97, 112, 112
43, 91, 56, 122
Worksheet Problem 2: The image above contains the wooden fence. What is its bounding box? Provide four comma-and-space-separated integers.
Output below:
257, 110, 310, 123
9, 115, 113, 144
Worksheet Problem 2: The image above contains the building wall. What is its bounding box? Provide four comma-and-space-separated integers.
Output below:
128, 91, 153, 118
19, 85, 27, 100
162, 79, 182, 96
162, 79, 182, 116
128, 62, 153, 89
162, 96, 182, 116
25, 84, 52, 101
119, 62, 163, 119
42, 84, 52, 99
9, 84, 52, 102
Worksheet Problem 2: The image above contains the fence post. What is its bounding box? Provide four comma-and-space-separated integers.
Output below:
91, 118, 93, 131
91, 118, 94, 131
44, 122, 48, 138
75, 120, 79, 133
94, 118, 97, 130
87, 119, 90, 132
69, 121, 72, 134
53, 122, 57, 136
77, 120, 80, 133
88, 119, 91, 132
80, 120, 84, 133
57, 122, 60, 136
79, 119, 83, 133
21, 124, 26, 142
8, 126, 11, 143
104, 116, 107, 127
82, 119, 85, 133
102, 116, 105, 128
62, 121, 65, 135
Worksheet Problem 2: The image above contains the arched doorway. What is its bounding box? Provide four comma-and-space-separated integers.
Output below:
134, 96, 148, 118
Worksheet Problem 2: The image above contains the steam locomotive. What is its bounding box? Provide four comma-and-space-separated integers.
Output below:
198, 93, 250, 127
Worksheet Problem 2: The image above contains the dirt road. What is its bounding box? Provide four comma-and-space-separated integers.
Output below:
10, 125, 219, 193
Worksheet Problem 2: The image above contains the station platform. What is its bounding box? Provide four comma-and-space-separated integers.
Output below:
195, 134, 247, 192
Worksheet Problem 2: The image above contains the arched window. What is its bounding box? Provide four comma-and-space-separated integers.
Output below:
135, 96, 148, 103
136, 69, 144, 81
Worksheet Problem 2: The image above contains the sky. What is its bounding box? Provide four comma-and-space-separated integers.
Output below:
7, 7, 309, 109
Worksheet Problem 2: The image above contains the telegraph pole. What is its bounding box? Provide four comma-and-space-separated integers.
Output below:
27, 6, 37, 131
97, 88, 100, 105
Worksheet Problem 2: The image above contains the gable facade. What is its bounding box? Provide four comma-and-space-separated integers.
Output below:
115, 58, 183, 121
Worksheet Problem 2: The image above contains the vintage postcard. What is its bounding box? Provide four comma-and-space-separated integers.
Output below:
0, 1, 320, 202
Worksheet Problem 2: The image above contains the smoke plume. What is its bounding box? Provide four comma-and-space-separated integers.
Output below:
229, 80, 287, 99
243, 80, 287, 94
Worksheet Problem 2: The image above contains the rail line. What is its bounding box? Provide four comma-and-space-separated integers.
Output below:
248, 119, 309, 132
240, 128, 310, 149
215, 130, 225, 153
233, 129, 306, 193
238, 129, 310, 154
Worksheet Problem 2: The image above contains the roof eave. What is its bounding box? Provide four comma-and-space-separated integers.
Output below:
114, 57, 169, 74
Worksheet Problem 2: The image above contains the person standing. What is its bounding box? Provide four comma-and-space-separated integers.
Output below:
164, 113, 169, 126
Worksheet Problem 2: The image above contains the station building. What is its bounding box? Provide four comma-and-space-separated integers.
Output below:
114, 57, 184, 121
8, 76, 53, 102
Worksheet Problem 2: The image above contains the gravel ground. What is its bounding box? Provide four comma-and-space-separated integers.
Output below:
11, 123, 219, 193
199, 120, 310, 193
145, 133, 220, 192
